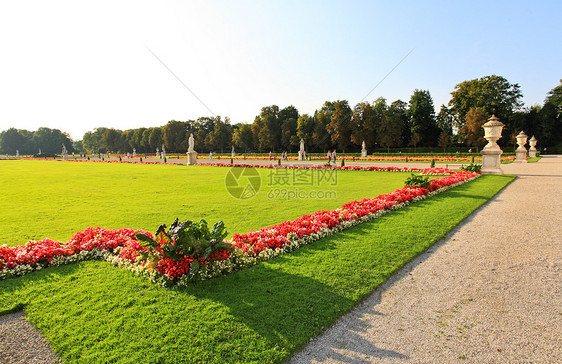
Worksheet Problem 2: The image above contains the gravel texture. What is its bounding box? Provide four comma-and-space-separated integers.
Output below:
291, 156, 562, 363
1, 157, 559, 363
0, 311, 60, 364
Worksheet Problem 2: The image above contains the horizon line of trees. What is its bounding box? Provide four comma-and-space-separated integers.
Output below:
1, 76, 560, 155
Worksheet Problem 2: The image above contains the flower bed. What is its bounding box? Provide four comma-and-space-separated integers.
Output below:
0, 168, 479, 286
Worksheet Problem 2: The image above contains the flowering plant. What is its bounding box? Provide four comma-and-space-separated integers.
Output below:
135, 218, 232, 276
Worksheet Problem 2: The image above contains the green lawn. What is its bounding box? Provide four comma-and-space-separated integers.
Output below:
0, 160, 407, 246
0, 171, 515, 363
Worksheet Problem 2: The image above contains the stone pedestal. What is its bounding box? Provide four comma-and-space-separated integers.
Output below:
529, 136, 537, 158
361, 150, 367, 158
515, 149, 528, 163
298, 150, 305, 161
187, 151, 198, 165
481, 148, 503, 174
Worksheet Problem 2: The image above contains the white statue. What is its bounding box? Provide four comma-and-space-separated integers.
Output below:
161, 144, 166, 158
361, 140, 367, 157
156, 147, 159, 157
231, 145, 235, 158
300, 138, 305, 152
62, 144, 67, 155
133, 148, 136, 157
188, 133, 195, 152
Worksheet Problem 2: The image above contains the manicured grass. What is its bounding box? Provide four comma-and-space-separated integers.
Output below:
526, 157, 542, 163
0, 174, 514, 363
0, 160, 407, 246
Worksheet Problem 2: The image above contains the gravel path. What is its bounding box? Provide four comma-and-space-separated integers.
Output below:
0, 312, 60, 364
291, 156, 562, 363
2, 157, 559, 363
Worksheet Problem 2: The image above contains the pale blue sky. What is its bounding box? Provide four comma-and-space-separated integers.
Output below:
0, 0, 560, 140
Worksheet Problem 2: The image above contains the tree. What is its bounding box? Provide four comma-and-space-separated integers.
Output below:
449, 75, 523, 131
377, 99, 404, 152
232, 124, 253, 152
279, 105, 299, 151
281, 117, 298, 151
148, 127, 163, 152
410, 132, 421, 152
313, 102, 334, 152
436, 105, 454, 135
408, 90, 440, 146
350, 102, 377, 149
538, 80, 562, 151
327, 100, 353, 152
0, 128, 28, 154
296, 114, 316, 150
208, 117, 233, 153
32, 127, 74, 154
437, 131, 451, 152
252, 105, 281, 152
462, 107, 488, 150
163, 120, 188, 152
100, 128, 123, 153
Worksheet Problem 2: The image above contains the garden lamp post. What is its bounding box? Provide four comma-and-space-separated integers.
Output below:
515, 131, 528, 163
481, 115, 505, 174
528, 136, 537, 158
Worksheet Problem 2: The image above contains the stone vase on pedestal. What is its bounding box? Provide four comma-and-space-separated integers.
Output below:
528, 136, 537, 158
515, 131, 528, 163
187, 151, 198, 165
481, 115, 505, 174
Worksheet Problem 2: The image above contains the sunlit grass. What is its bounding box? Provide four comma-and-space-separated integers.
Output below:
0, 173, 514, 363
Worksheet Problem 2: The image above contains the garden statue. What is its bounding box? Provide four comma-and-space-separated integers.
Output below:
156, 147, 160, 157
188, 133, 195, 153
62, 144, 68, 159
361, 141, 367, 158
231, 145, 235, 158
133, 148, 136, 157
187, 133, 197, 165
162, 144, 166, 159
298, 138, 305, 161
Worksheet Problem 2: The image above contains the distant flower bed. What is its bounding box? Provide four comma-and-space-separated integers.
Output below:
1, 168, 479, 286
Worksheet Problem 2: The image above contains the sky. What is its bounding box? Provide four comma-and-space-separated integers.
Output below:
0, 0, 560, 141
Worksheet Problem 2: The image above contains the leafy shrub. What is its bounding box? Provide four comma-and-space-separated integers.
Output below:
404, 173, 430, 190
135, 218, 232, 274
461, 163, 482, 172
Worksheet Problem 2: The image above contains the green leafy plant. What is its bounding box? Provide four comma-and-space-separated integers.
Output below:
461, 163, 482, 172
404, 173, 430, 190
135, 218, 232, 273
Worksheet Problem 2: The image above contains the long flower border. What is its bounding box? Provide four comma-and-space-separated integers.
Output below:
0, 167, 479, 286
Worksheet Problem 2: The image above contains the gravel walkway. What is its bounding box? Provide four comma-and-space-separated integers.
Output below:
2, 157, 559, 363
0, 312, 60, 364
291, 156, 562, 363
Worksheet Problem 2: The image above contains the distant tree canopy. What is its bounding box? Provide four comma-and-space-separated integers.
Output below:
2, 76, 560, 155
0, 127, 73, 155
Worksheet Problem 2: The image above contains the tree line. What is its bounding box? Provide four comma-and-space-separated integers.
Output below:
1, 76, 560, 155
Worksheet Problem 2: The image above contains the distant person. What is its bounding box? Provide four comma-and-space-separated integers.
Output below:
209, 151, 214, 161
332, 150, 337, 163
269, 151, 272, 160
327, 150, 331, 163
543, 147, 547, 155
